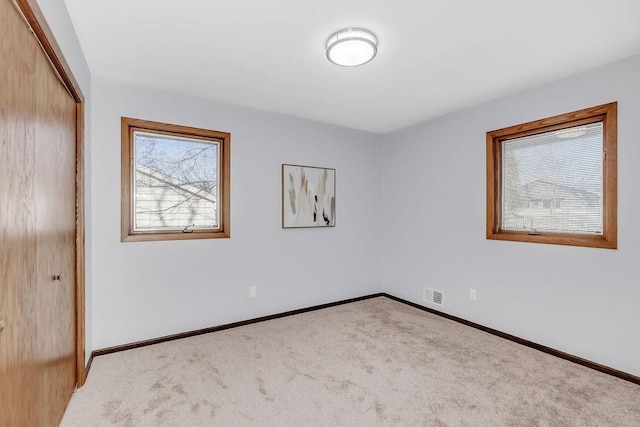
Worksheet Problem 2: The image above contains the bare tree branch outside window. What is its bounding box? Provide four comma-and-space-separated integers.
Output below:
133, 132, 219, 230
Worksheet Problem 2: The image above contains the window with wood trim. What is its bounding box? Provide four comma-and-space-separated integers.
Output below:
121, 117, 230, 242
486, 103, 617, 249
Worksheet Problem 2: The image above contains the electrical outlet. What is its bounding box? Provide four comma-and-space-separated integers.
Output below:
249, 286, 257, 298
469, 289, 477, 301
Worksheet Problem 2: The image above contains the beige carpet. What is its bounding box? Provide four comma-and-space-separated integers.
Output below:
61, 297, 640, 426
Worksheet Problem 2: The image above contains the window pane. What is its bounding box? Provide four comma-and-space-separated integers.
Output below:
133, 131, 219, 230
501, 122, 603, 234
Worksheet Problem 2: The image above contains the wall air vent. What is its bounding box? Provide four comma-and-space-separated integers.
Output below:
424, 287, 444, 306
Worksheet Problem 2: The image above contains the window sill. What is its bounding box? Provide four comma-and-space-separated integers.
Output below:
121, 229, 230, 242
486, 230, 616, 249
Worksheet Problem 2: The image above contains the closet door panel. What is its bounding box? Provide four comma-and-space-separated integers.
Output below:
1, 0, 78, 425
0, 1, 39, 426
33, 16, 78, 427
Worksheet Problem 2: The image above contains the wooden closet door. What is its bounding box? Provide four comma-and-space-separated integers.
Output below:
0, 0, 78, 426
33, 27, 78, 426
0, 1, 40, 426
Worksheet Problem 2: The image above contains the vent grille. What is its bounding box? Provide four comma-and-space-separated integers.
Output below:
424, 287, 444, 306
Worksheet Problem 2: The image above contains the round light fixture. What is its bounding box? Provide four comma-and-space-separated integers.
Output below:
326, 28, 378, 67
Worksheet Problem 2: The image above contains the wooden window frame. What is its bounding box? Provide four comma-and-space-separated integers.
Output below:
486, 102, 617, 249
121, 117, 231, 242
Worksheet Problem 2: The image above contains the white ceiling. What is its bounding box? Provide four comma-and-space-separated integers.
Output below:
64, 0, 640, 134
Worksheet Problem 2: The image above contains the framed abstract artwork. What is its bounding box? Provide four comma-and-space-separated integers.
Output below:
282, 164, 336, 228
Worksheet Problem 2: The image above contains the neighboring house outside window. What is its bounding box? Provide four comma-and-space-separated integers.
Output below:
121, 117, 231, 242
486, 103, 617, 249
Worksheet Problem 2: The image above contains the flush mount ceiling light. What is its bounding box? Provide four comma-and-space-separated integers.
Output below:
326, 28, 378, 67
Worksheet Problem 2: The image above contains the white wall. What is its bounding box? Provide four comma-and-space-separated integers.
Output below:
39, 0, 640, 376
381, 54, 640, 376
36, 0, 93, 363
90, 77, 384, 349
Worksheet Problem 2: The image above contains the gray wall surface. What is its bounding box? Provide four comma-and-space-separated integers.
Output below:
37, 0, 640, 377
89, 77, 384, 349
381, 55, 640, 376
